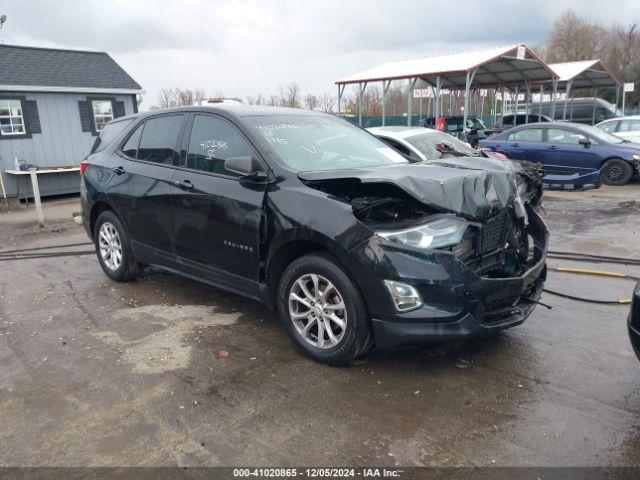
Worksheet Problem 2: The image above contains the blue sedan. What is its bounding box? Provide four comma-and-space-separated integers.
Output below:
479, 122, 640, 185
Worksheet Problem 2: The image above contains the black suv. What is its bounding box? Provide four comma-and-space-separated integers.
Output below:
81, 105, 549, 365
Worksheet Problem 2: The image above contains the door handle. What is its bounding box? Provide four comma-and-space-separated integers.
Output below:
112, 166, 125, 175
548, 145, 557, 150
509, 143, 519, 147
174, 180, 194, 190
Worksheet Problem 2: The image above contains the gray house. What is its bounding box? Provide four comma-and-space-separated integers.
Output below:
0, 44, 142, 198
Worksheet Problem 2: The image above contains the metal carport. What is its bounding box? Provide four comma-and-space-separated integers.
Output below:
547, 60, 621, 123
335, 44, 558, 129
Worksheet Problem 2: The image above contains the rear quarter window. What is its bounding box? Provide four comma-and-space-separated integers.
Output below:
90, 118, 133, 154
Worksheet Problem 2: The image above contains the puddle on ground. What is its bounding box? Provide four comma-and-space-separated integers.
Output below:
91, 305, 240, 374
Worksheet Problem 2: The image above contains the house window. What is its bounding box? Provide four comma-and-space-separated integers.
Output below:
0, 99, 26, 136
92, 100, 114, 132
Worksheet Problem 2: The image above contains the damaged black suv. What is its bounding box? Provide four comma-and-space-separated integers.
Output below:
80, 105, 548, 365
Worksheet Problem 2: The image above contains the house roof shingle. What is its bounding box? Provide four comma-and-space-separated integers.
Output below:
0, 44, 142, 92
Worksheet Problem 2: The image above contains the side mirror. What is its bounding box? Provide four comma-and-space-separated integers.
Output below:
224, 156, 268, 181
578, 138, 591, 147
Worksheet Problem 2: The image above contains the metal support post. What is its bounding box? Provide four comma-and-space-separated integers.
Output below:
591, 87, 597, 125
539, 84, 544, 116
358, 82, 367, 127
382, 80, 391, 126
29, 171, 44, 228
407, 78, 417, 126
551, 77, 558, 119
525, 81, 531, 123
462, 69, 477, 131
562, 80, 572, 120
434, 77, 442, 119
500, 85, 506, 125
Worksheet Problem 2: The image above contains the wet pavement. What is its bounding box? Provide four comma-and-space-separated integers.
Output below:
0, 187, 639, 467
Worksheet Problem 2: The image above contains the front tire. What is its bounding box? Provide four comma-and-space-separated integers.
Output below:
94, 210, 142, 282
277, 254, 372, 366
601, 158, 633, 186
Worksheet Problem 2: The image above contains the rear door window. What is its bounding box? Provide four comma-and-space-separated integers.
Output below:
547, 128, 587, 145
137, 114, 185, 165
619, 120, 640, 132
507, 128, 543, 142
186, 114, 255, 176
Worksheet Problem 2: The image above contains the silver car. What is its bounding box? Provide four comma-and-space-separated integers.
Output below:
367, 126, 507, 161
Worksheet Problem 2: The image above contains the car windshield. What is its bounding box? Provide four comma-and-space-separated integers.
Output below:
245, 115, 408, 171
405, 131, 477, 159
579, 124, 625, 144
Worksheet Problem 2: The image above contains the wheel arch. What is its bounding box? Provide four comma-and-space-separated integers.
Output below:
89, 199, 120, 239
264, 230, 357, 307
598, 155, 632, 169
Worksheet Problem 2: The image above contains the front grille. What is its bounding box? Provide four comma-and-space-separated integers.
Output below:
484, 295, 519, 313
476, 210, 509, 255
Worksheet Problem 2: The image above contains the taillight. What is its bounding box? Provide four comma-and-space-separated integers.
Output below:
80, 159, 89, 176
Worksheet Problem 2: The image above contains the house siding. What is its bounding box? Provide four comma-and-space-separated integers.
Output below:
0, 91, 135, 197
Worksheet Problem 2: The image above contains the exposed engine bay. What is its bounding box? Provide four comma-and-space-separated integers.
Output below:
299, 159, 545, 278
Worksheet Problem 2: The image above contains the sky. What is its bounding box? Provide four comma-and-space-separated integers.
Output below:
1, 0, 639, 109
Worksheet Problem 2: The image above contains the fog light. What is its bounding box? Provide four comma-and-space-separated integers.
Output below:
384, 280, 423, 312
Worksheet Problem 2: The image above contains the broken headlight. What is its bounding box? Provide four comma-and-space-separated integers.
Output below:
377, 217, 468, 250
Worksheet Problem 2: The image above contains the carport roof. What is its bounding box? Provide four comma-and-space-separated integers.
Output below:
547, 60, 620, 88
335, 44, 557, 89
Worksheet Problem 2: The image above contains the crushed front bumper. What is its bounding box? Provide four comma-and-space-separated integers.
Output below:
628, 282, 640, 361
340, 207, 548, 350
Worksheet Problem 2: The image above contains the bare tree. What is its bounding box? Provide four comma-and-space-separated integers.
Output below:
304, 94, 319, 111
267, 94, 281, 106
282, 82, 301, 108
156, 88, 175, 109
318, 93, 336, 113
247, 94, 266, 105
193, 88, 207, 104
543, 10, 640, 108
176, 88, 194, 106
545, 10, 606, 62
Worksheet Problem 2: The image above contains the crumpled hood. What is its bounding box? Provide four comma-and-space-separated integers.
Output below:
298, 158, 527, 221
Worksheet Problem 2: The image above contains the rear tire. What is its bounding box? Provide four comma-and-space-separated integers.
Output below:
94, 210, 142, 282
601, 158, 633, 186
277, 254, 372, 366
